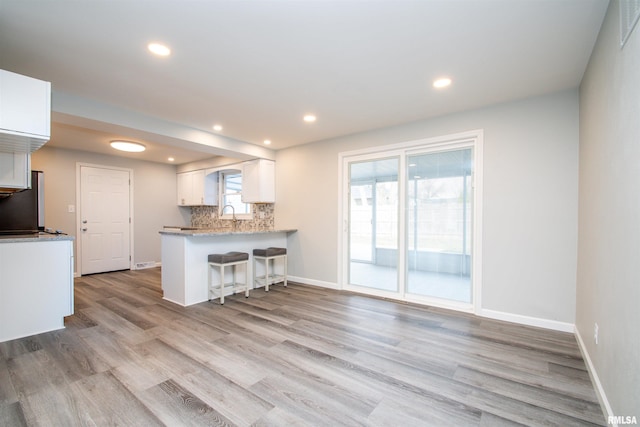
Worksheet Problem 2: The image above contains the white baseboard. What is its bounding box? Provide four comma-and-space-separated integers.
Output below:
478, 308, 575, 333
575, 327, 615, 425
133, 261, 161, 270
287, 275, 340, 290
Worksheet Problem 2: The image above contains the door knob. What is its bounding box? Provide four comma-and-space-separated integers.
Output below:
82, 220, 87, 224
82, 228, 88, 232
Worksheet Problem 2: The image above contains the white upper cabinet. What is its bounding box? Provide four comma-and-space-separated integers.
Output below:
0, 152, 30, 190
242, 159, 275, 203
177, 170, 218, 206
0, 70, 51, 151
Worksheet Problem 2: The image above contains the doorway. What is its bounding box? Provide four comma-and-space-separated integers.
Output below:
340, 132, 482, 312
78, 164, 132, 275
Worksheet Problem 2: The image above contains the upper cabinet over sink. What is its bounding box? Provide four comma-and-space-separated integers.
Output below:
0, 69, 51, 153
177, 170, 218, 206
242, 159, 275, 203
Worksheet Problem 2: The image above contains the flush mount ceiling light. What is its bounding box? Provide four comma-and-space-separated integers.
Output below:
213, 124, 223, 132
303, 114, 316, 123
148, 42, 171, 57
433, 77, 452, 89
110, 140, 146, 152
263, 140, 271, 145
168, 157, 175, 162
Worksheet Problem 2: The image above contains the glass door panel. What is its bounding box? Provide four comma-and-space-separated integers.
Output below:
407, 148, 473, 302
349, 183, 373, 262
348, 158, 399, 292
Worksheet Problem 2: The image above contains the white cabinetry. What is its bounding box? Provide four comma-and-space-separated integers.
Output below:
0, 69, 51, 148
242, 159, 275, 203
177, 170, 217, 206
0, 239, 74, 342
0, 151, 30, 190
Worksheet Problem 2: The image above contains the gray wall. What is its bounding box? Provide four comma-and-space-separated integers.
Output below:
577, 0, 640, 417
31, 146, 189, 274
277, 89, 579, 325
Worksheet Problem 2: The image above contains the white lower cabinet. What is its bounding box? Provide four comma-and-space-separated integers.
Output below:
0, 239, 74, 342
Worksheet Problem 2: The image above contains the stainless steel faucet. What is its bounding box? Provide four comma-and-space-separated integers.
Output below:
222, 204, 238, 228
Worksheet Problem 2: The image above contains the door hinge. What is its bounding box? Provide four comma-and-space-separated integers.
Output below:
129, 217, 131, 224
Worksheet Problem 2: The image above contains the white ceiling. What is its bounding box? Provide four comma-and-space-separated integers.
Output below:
0, 0, 609, 165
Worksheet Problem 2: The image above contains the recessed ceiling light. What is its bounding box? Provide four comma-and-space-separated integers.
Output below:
263, 140, 271, 145
110, 140, 146, 152
303, 114, 316, 123
433, 77, 452, 89
148, 42, 171, 57
168, 157, 175, 162
213, 124, 223, 131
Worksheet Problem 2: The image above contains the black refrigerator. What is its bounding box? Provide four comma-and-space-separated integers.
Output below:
0, 171, 44, 235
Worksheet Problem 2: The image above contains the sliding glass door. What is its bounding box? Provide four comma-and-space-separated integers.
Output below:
406, 148, 473, 303
342, 134, 480, 311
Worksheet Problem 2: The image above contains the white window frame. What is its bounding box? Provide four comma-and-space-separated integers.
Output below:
337, 129, 483, 315
219, 170, 252, 220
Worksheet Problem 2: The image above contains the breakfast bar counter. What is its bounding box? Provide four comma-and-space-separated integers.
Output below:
159, 228, 296, 306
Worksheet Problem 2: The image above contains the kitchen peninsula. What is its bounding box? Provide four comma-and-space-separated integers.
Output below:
160, 228, 296, 306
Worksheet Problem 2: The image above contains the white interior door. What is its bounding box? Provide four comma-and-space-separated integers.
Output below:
80, 165, 131, 275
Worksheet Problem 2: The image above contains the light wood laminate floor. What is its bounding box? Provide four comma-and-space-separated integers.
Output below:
0, 268, 604, 426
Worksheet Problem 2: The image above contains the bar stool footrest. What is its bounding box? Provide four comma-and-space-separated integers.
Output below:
254, 274, 286, 287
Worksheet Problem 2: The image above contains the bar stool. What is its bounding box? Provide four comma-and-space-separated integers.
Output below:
208, 251, 250, 304
253, 247, 287, 291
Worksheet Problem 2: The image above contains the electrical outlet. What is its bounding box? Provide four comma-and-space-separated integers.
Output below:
68, 204, 75, 213
594, 323, 599, 345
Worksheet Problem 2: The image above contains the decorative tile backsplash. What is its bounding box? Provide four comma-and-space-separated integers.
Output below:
191, 204, 275, 231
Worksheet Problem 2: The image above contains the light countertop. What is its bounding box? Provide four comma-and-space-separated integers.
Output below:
0, 233, 75, 243
159, 228, 297, 237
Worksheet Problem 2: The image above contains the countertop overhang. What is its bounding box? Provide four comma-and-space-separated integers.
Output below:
159, 228, 297, 237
